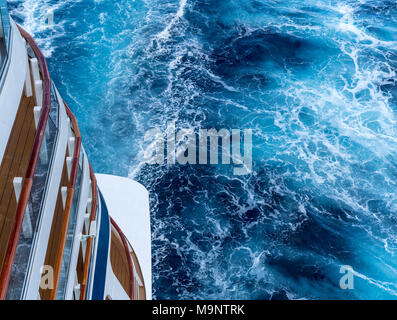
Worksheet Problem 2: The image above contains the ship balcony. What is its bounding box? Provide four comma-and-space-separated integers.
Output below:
0, 17, 149, 300
110, 217, 146, 300
0, 21, 99, 300
0, 22, 59, 299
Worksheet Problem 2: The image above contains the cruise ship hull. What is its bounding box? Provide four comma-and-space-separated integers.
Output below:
0, 7, 151, 300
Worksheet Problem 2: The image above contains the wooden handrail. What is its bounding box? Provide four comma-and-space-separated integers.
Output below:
0, 25, 51, 300
49, 102, 81, 300
110, 217, 135, 300
79, 164, 98, 300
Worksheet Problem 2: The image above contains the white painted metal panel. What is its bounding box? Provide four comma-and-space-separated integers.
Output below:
104, 260, 130, 300
0, 19, 27, 162
96, 174, 152, 300
24, 86, 69, 299
64, 149, 91, 300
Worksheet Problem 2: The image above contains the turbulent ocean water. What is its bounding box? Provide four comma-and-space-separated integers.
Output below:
8, 0, 397, 299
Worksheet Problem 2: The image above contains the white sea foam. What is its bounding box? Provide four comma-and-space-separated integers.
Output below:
156, 0, 187, 40
9, 0, 73, 56
351, 268, 397, 296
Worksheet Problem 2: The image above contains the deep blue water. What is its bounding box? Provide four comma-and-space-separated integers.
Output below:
9, 0, 397, 299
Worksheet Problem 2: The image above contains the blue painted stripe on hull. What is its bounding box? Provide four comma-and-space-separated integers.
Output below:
91, 190, 110, 300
